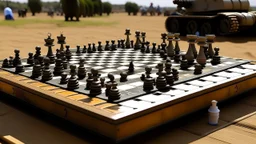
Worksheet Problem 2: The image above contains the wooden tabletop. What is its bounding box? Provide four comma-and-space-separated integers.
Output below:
1, 89, 256, 144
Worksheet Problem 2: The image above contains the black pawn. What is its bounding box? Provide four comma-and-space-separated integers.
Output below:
145, 41, 150, 53
92, 43, 97, 52
121, 39, 125, 48
180, 60, 189, 70
100, 77, 105, 87
65, 45, 72, 60
8, 56, 14, 68
67, 64, 79, 90
174, 54, 180, 63
53, 53, 64, 76
2, 59, 9, 68
194, 64, 202, 75
89, 69, 102, 96
98, 41, 103, 52
156, 71, 167, 90
41, 57, 53, 81
108, 83, 121, 102
105, 82, 112, 97
120, 72, 128, 82
15, 59, 25, 74
172, 68, 179, 81
117, 39, 121, 47
211, 47, 221, 65
140, 74, 145, 81
152, 42, 157, 53
157, 45, 161, 53
143, 66, 154, 91
82, 45, 87, 53
60, 72, 68, 84
13, 49, 21, 67
60, 51, 68, 69
76, 45, 81, 55
130, 40, 134, 48
105, 41, 110, 51
111, 40, 116, 51
78, 58, 87, 79
34, 46, 41, 60
31, 61, 42, 78
128, 61, 134, 73
86, 73, 93, 90
88, 43, 93, 53
27, 52, 34, 65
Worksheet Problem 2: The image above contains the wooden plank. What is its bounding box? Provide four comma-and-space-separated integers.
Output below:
67, 94, 89, 101
209, 125, 256, 144
190, 136, 228, 144
237, 114, 256, 129
1, 135, 24, 144
219, 103, 256, 122
181, 114, 228, 136
57, 91, 78, 97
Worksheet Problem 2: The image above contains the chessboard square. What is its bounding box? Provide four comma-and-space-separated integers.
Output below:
187, 80, 214, 87
113, 74, 121, 79
172, 84, 200, 91
223, 61, 235, 65
201, 76, 227, 82
140, 61, 151, 63
25, 69, 32, 72
52, 76, 61, 80
147, 64, 157, 68
119, 100, 152, 109
117, 66, 128, 70
95, 63, 105, 66
241, 64, 256, 70
138, 94, 170, 102
188, 67, 195, 70
129, 81, 144, 87
205, 63, 212, 66
106, 65, 116, 68
118, 85, 135, 91
128, 73, 143, 79
229, 67, 254, 74
163, 89, 185, 96
214, 71, 241, 78
69, 61, 79, 64
101, 68, 117, 73
79, 81, 86, 85
134, 63, 145, 67
94, 66, 104, 70
119, 62, 130, 66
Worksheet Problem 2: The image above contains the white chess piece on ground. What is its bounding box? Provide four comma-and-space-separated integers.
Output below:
208, 100, 220, 125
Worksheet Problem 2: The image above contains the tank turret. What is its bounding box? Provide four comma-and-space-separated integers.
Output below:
165, 0, 256, 36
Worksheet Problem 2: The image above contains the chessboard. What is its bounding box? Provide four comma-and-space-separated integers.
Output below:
0, 29, 256, 142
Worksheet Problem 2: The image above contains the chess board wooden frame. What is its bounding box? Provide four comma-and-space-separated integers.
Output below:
0, 61, 256, 142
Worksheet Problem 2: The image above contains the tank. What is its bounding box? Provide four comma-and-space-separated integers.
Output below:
61, 0, 80, 21
165, 0, 256, 36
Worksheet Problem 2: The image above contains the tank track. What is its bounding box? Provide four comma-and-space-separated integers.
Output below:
226, 15, 239, 34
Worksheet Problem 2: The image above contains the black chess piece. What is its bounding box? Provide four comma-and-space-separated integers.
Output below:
82, 45, 87, 53
156, 71, 167, 90
76, 45, 81, 55
105, 82, 112, 97
111, 40, 117, 51
8, 56, 14, 68
2, 59, 9, 68
194, 64, 202, 75
44, 33, 55, 64
108, 83, 121, 102
67, 64, 79, 90
165, 62, 172, 74
60, 72, 68, 84
172, 68, 179, 81
161, 33, 167, 44
38, 56, 44, 69
41, 57, 53, 81
87, 43, 93, 53
15, 57, 25, 74
53, 53, 64, 76
130, 40, 134, 48
157, 45, 161, 53
92, 43, 97, 52
13, 49, 21, 67
174, 54, 180, 63
161, 43, 167, 52
140, 43, 146, 53
98, 41, 103, 52
211, 47, 221, 65
141, 32, 146, 43
86, 73, 93, 90
156, 63, 164, 75
203, 45, 209, 59
78, 58, 87, 79
34, 46, 41, 60
57, 33, 66, 52
65, 45, 72, 60
165, 63, 174, 86
166, 57, 172, 63
90, 69, 102, 96
31, 60, 42, 78
145, 41, 150, 53
140, 74, 145, 81
105, 40, 110, 51
160, 50, 165, 58
128, 61, 134, 73
143, 66, 155, 91
152, 42, 157, 53
125, 28, 131, 48
180, 60, 189, 70
121, 39, 125, 48
134, 30, 141, 50
120, 72, 128, 82
108, 73, 116, 83
60, 51, 68, 69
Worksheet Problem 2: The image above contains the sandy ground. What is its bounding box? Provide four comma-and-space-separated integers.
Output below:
0, 13, 255, 61
0, 12, 256, 144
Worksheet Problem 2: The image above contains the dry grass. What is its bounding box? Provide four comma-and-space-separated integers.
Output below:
0, 12, 255, 61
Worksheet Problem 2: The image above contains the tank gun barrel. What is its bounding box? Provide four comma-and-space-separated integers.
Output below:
173, 0, 193, 8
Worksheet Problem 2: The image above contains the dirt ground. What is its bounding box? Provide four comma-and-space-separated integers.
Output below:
1, 12, 256, 144
0, 13, 255, 61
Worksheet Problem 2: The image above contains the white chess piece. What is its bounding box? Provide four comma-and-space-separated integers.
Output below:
208, 100, 220, 125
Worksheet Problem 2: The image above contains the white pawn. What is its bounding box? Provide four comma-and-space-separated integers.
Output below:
208, 100, 220, 126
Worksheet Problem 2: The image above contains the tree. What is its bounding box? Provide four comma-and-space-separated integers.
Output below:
92, 0, 102, 16
85, 0, 94, 17
61, 0, 80, 21
28, 0, 42, 16
125, 2, 139, 16
102, 2, 112, 15
79, 0, 86, 17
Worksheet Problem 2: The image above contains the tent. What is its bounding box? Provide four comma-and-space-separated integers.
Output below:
4, 7, 14, 20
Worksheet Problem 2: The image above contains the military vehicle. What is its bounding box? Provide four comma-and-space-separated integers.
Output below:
165, 0, 256, 36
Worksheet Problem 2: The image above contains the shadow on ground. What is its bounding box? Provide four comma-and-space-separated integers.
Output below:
0, 89, 256, 144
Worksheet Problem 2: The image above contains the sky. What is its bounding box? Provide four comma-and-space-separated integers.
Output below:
6, 0, 256, 7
